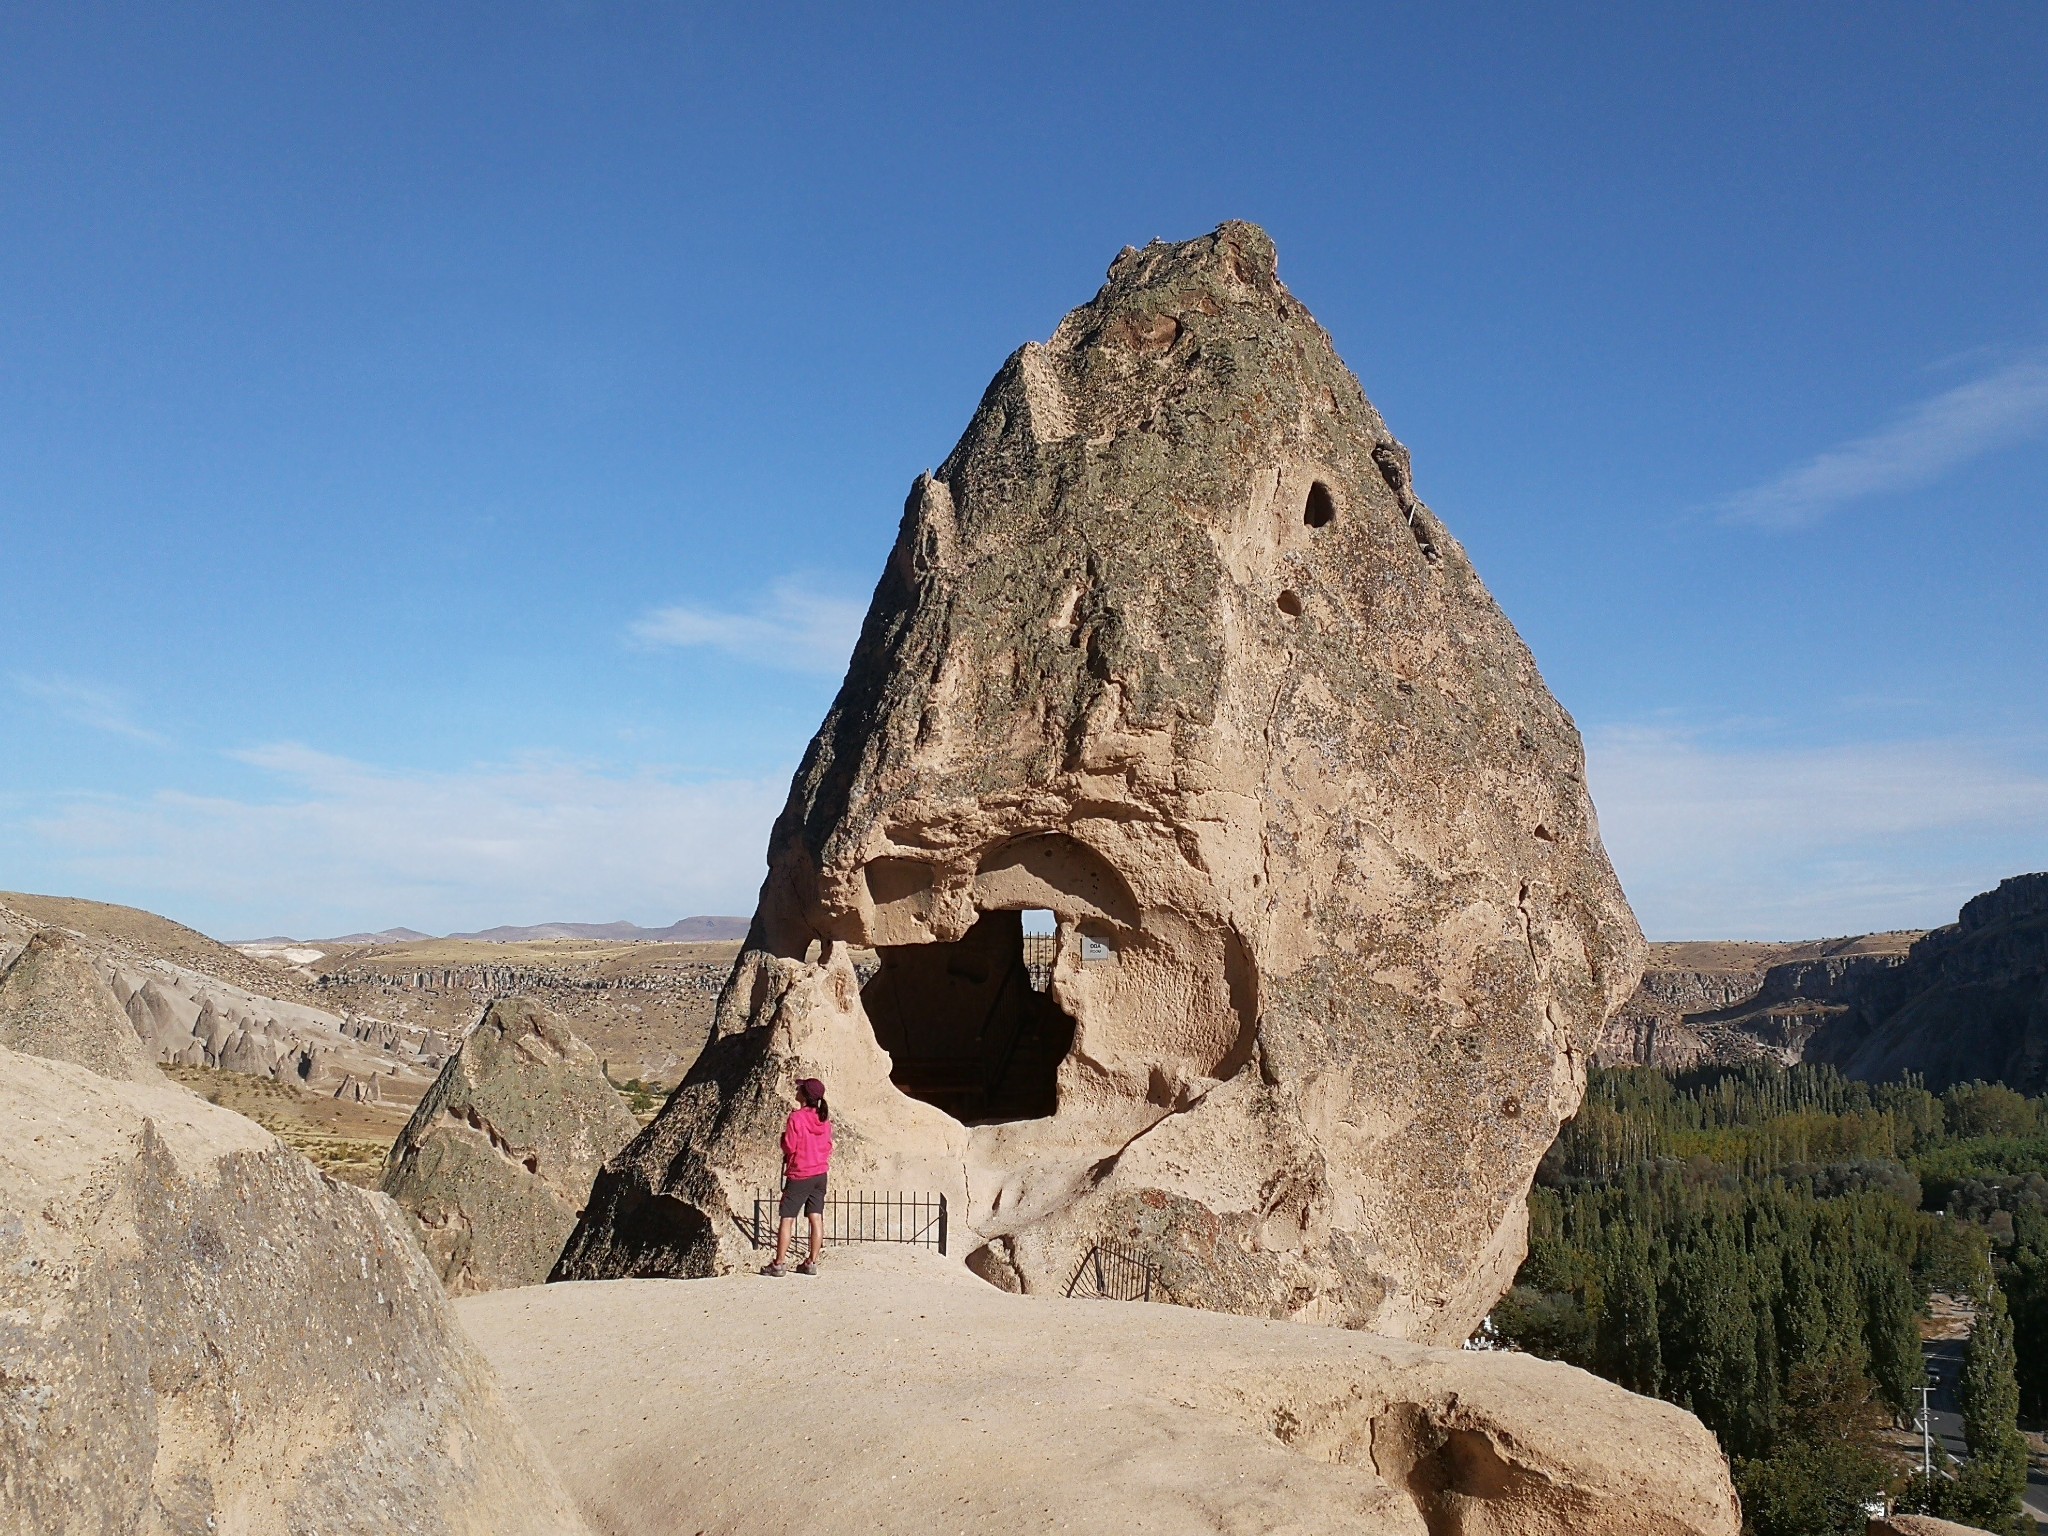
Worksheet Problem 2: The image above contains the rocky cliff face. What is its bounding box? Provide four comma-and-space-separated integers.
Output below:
0, 1042, 589, 1536
311, 942, 737, 1082
559, 222, 1644, 1345
1596, 936, 1918, 1071
1826, 873, 2048, 1091
382, 997, 640, 1293
1598, 874, 2048, 1093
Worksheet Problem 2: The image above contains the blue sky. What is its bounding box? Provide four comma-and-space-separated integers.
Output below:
2, 3, 2045, 941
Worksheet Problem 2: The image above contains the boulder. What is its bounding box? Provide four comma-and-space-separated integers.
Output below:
0, 1042, 588, 1536
1867, 1518, 1996, 1536
557, 222, 1643, 1344
381, 997, 640, 1293
0, 926, 157, 1081
465, 1248, 1741, 1536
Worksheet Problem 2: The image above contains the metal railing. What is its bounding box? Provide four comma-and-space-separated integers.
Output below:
1022, 931, 1057, 992
751, 1190, 948, 1255
1064, 1241, 1158, 1301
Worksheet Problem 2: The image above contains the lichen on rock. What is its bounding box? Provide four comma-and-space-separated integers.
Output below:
557, 221, 1644, 1343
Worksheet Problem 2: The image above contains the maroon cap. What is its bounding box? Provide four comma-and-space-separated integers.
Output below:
797, 1077, 826, 1103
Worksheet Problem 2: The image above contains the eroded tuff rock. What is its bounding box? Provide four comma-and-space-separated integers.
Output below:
383, 996, 639, 1292
0, 927, 159, 1082
559, 222, 1644, 1343
0, 1043, 588, 1536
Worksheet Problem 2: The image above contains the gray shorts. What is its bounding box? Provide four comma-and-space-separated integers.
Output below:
779, 1174, 827, 1220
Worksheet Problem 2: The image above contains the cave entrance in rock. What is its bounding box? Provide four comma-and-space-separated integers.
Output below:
861, 908, 1077, 1123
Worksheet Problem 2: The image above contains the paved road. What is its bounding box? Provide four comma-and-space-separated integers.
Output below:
1919, 1338, 2048, 1530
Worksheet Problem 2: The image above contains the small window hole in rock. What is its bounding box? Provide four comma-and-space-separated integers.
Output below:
861, 909, 1078, 1124
1021, 909, 1056, 991
1276, 589, 1304, 617
1303, 481, 1337, 528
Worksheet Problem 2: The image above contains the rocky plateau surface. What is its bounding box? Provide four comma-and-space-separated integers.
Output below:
465, 1248, 1741, 1536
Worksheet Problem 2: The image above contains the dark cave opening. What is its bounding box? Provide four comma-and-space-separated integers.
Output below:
861, 908, 1077, 1123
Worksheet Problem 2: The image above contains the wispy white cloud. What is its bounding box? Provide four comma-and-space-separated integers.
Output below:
13, 674, 169, 746
12, 745, 788, 939
630, 578, 866, 675
1586, 723, 2048, 939
1720, 356, 2048, 530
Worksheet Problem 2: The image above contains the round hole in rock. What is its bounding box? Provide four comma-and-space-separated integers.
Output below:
1277, 590, 1303, 617
860, 910, 1077, 1124
1304, 481, 1337, 528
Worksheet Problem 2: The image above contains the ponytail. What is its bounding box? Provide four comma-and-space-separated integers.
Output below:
797, 1077, 829, 1121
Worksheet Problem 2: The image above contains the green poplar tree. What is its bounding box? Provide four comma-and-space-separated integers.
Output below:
1594, 1224, 1661, 1395
1948, 1285, 2030, 1536
1858, 1252, 1922, 1420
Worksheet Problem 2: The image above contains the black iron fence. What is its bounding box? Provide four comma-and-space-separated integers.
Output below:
751, 1190, 948, 1255
1022, 931, 1056, 991
1065, 1241, 1157, 1301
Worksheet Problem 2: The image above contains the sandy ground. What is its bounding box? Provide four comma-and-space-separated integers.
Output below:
456, 1248, 1738, 1536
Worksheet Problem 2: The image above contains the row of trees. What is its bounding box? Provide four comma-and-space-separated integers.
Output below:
1494, 1062, 2040, 1536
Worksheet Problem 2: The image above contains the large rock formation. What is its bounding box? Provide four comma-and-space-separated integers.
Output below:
381, 997, 640, 1292
0, 926, 159, 1081
0, 1042, 589, 1536
558, 222, 1644, 1344
468, 1250, 1741, 1536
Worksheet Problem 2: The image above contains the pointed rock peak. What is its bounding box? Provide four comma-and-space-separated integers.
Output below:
559, 227, 1643, 1345
0, 927, 157, 1083
381, 995, 639, 1294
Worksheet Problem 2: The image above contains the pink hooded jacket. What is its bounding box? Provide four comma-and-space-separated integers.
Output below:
782, 1105, 833, 1180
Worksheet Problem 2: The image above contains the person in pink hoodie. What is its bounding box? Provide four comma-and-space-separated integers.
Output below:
764, 1077, 833, 1276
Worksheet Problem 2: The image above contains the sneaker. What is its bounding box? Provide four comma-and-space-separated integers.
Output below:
761, 1262, 787, 1277
797, 1260, 819, 1276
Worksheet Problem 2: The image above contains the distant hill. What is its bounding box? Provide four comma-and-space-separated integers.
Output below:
443, 918, 750, 944
299, 918, 751, 947
1, 890, 323, 1004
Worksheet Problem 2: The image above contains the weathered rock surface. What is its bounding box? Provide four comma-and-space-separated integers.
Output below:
559, 222, 1644, 1344
466, 1247, 1740, 1536
0, 926, 159, 1081
0, 1042, 589, 1536
382, 996, 640, 1293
